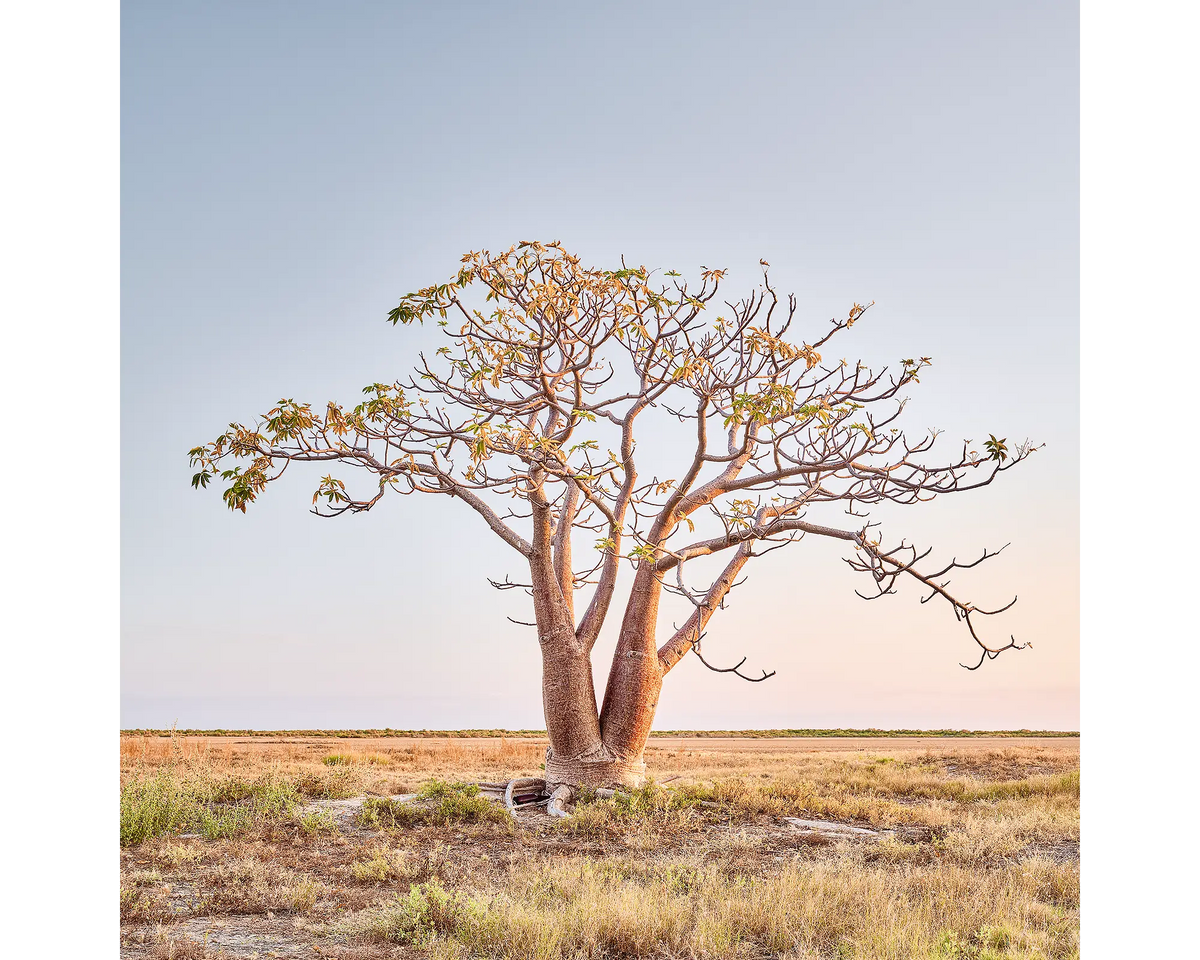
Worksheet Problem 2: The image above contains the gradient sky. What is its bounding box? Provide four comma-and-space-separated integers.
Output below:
121, 0, 1078, 731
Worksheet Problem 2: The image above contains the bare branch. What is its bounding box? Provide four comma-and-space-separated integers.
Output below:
839, 530, 1029, 668
690, 645, 776, 682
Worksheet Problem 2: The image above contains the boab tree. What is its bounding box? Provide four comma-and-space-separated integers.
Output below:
190, 241, 1037, 791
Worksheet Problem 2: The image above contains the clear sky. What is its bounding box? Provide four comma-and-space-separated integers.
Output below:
121, 0, 1078, 731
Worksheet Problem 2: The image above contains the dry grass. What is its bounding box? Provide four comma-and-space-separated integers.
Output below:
120, 734, 1079, 959
336, 854, 1076, 959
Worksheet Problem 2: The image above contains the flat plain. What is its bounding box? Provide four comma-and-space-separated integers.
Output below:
120, 734, 1080, 959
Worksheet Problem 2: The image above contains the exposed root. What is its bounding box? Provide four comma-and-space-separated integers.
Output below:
502, 777, 550, 812
546, 784, 575, 819
496, 779, 626, 819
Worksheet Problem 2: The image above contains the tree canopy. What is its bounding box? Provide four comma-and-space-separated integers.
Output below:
190, 241, 1038, 676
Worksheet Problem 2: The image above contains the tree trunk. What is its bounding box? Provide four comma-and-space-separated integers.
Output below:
597, 566, 663, 778
542, 565, 664, 791
539, 630, 653, 790
534, 536, 663, 791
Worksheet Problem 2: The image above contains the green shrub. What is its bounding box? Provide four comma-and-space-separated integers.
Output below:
359, 783, 510, 830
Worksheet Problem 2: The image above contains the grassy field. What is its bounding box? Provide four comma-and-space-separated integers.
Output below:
119, 734, 1079, 959
123, 728, 1079, 739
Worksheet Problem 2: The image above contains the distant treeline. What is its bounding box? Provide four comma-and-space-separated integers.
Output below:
120, 728, 1079, 739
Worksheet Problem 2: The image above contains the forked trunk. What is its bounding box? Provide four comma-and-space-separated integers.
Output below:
539, 633, 659, 790
538, 566, 664, 791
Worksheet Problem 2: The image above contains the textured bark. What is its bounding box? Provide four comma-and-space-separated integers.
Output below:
535, 555, 664, 789
540, 636, 604, 763
538, 618, 659, 790
529, 467, 624, 788
599, 566, 665, 762
544, 746, 647, 791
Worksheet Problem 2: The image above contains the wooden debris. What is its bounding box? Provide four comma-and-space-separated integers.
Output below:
782, 817, 888, 840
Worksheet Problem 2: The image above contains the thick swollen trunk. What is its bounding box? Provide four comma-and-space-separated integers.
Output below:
598, 567, 664, 772
539, 632, 656, 790
541, 567, 663, 790
537, 570, 665, 792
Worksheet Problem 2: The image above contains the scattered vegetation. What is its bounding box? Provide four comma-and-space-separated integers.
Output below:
323, 751, 392, 766
361, 782, 512, 830
120, 770, 298, 846
197, 855, 328, 915
337, 880, 487, 947
334, 855, 1077, 958
124, 728, 1079, 739
121, 735, 1079, 958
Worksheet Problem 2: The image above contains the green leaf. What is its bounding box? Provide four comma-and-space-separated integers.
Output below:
983, 434, 1009, 462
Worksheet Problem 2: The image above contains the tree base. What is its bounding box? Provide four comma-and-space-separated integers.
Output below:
544, 745, 646, 791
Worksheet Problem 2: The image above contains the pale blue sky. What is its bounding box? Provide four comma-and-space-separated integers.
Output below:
121, 0, 1078, 730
